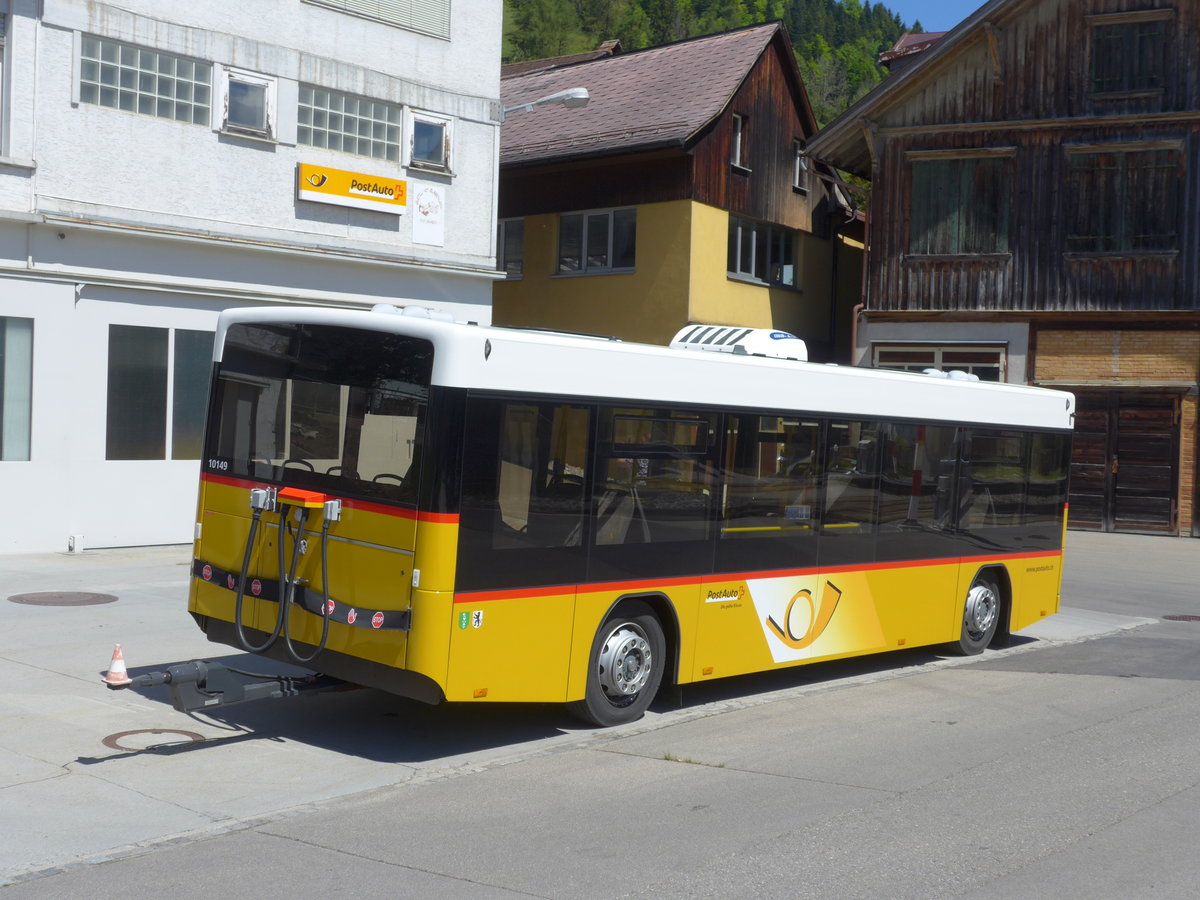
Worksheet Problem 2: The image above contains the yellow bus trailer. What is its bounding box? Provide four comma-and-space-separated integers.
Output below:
187, 305, 1074, 726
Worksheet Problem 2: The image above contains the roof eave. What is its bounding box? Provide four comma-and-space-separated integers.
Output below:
807, 0, 1018, 175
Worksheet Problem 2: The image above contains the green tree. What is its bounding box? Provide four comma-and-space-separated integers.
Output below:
506, 0, 586, 60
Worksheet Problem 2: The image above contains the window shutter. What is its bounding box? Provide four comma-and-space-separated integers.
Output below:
308, 1, 451, 39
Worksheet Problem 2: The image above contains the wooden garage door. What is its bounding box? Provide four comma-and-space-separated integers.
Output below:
1069, 393, 1178, 534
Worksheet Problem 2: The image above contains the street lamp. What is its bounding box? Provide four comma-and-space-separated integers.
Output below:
501, 87, 590, 122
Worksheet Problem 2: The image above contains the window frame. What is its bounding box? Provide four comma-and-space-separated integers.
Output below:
1086, 9, 1172, 99
731, 113, 749, 171
871, 343, 1008, 383
105, 325, 214, 461
1063, 141, 1182, 256
406, 108, 453, 174
497, 217, 524, 279
219, 66, 276, 140
0, 315, 33, 462
727, 216, 797, 288
793, 140, 810, 192
556, 207, 637, 276
907, 148, 1015, 257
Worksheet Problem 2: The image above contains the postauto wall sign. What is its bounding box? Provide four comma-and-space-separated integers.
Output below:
297, 163, 407, 214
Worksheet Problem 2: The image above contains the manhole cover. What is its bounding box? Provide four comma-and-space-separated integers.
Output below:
1163, 615, 1200, 622
102, 729, 206, 751
7, 592, 119, 606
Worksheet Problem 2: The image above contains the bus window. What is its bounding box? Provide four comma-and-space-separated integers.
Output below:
595, 408, 716, 546
1025, 432, 1070, 532
877, 423, 961, 531
716, 414, 819, 572
494, 403, 589, 548
964, 429, 1029, 528
457, 398, 591, 591
819, 420, 882, 565
206, 323, 432, 503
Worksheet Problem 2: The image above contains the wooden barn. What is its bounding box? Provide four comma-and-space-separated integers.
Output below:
808, 0, 1200, 536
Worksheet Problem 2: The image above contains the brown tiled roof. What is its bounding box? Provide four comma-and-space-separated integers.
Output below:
501, 22, 781, 167
878, 31, 947, 65
501, 41, 622, 78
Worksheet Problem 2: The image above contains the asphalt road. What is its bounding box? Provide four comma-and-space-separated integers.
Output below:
2, 530, 1197, 898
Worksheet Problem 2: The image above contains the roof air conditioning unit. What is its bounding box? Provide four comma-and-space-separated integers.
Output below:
669, 325, 807, 362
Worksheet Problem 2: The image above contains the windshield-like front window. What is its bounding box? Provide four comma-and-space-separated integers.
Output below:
204, 322, 433, 504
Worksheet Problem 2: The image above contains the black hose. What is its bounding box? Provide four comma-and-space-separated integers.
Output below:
284, 515, 333, 664
234, 504, 290, 653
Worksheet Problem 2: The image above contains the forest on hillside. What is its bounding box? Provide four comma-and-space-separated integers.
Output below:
503, 1, 926, 125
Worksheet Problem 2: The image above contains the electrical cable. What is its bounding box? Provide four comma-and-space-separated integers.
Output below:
233, 503, 290, 653
283, 512, 333, 664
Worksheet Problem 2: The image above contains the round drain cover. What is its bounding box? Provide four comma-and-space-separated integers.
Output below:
103, 729, 206, 751
7, 591, 119, 606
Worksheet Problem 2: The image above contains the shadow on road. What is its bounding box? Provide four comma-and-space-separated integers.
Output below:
93, 636, 1039, 765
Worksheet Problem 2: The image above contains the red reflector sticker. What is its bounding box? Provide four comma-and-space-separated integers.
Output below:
202, 565, 212, 581
251, 579, 262, 596
372, 611, 384, 629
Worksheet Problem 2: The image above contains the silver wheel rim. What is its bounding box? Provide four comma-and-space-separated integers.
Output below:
597, 621, 653, 702
964, 583, 998, 640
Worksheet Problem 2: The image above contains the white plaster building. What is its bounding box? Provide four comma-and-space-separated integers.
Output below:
0, 0, 502, 553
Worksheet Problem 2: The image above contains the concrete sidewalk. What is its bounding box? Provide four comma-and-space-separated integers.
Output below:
0, 535, 1165, 886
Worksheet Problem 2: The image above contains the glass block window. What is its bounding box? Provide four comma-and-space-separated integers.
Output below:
299, 86, 401, 161
79, 36, 212, 125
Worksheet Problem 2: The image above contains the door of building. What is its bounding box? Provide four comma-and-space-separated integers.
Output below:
1068, 392, 1178, 534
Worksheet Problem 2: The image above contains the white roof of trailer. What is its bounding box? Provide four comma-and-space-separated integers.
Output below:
215, 306, 1074, 431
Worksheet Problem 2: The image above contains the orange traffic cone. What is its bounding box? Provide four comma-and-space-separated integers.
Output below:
104, 643, 132, 688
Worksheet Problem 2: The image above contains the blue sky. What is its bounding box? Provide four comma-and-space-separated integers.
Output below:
885, 1, 984, 33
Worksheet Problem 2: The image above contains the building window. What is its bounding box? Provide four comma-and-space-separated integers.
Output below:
1066, 146, 1180, 253
106, 326, 214, 460
1089, 11, 1169, 95
558, 208, 636, 274
727, 217, 796, 287
498, 218, 524, 278
299, 86, 401, 161
909, 155, 1011, 255
220, 67, 275, 139
793, 141, 810, 192
1, 317, 33, 462
731, 114, 747, 168
406, 110, 452, 173
873, 344, 1006, 382
303, 0, 451, 39
79, 35, 211, 125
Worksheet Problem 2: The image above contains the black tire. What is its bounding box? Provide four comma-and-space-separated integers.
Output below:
956, 572, 1001, 655
569, 602, 665, 727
